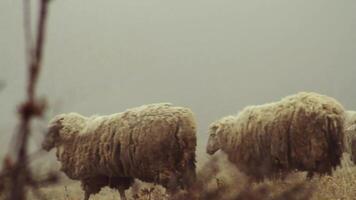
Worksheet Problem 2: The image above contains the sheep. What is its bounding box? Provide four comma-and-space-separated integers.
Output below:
345, 111, 356, 127
344, 111, 356, 163
206, 92, 345, 180
42, 103, 197, 200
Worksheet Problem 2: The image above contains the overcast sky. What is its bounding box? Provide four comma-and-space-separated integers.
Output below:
1, 0, 356, 161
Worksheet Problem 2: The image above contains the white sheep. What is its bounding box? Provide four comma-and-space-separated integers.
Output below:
345, 111, 356, 127
344, 111, 356, 163
42, 103, 197, 200
206, 92, 345, 180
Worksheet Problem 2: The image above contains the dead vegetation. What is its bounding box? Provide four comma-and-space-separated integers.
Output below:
0, 0, 58, 199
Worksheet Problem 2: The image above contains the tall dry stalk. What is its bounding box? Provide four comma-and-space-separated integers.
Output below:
0, 0, 53, 199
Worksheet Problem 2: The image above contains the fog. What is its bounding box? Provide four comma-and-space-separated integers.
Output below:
1, 0, 355, 161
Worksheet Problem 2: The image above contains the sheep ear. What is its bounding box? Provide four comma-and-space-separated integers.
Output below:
210, 124, 220, 131
47, 117, 64, 136
210, 125, 224, 138
216, 126, 225, 136
49, 122, 61, 135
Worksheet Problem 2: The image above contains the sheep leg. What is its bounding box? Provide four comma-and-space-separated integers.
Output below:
306, 171, 314, 180
83, 191, 90, 200
159, 170, 179, 195
81, 179, 102, 200
118, 188, 127, 200
81, 181, 92, 200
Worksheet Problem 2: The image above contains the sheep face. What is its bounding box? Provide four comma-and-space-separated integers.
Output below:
42, 118, 63, 151
206, 125, 221, 155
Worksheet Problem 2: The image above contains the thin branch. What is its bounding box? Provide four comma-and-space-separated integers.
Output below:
27, 0, 49, 100
4, 0, 51, 199
22, 0, 33, 66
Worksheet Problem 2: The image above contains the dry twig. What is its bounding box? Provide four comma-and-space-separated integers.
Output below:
0, 0, 56, 199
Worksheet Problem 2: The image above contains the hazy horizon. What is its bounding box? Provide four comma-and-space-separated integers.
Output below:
1, 0, 355, 161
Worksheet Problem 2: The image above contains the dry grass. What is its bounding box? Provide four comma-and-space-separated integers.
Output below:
19, 153, 356, 200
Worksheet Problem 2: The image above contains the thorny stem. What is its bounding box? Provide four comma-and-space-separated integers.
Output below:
8, 0, 50, 199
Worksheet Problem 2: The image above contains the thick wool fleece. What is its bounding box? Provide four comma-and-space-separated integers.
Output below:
50, 103, 197, 188
344, 111, 356, 163
345, 111, 356, 127
209, 92, 345, 180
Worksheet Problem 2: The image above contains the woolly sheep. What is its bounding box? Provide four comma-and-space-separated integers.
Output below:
344, 111, 356, 163
206, 92, 345, 180
42, 103, 197, 200
345, 111, 356, 127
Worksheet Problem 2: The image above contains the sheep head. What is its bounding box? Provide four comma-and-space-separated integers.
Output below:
42, 115, 64, 151
206, 123, 222, 155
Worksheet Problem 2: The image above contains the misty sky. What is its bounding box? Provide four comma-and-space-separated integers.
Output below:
1, 0, 356, 161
